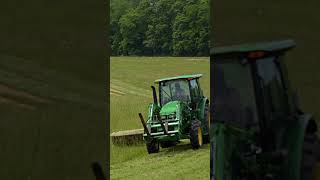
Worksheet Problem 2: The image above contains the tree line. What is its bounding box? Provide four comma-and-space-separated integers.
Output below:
110, 0, 209, 56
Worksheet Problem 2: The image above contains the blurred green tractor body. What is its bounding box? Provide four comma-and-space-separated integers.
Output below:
139, 74, 210, 153
210, 39, 320, 180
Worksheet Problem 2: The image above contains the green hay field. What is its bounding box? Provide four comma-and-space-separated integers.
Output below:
110, 57, 210, 180
0, 1, 107, 179
0, 55, 106, 180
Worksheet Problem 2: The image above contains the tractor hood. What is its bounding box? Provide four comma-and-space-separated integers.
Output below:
160, 101, 180, 115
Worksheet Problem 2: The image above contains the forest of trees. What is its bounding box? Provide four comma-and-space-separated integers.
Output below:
110, 0, 209, 56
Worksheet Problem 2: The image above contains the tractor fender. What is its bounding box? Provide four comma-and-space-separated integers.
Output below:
147, 103, 160, 122
197, 98, 209, 133
197, 97, 209, 121
147, 103, 153, 122
283, 113, 317, 180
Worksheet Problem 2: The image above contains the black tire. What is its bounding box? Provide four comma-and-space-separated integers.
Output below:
203, 103, 210, 144
190, 119, 203, 149
160, 141, 177, 148
147, 139, 159, 154
300, 133, 320, 180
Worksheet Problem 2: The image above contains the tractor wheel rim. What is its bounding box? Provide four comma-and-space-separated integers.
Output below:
198, 127, 203, 146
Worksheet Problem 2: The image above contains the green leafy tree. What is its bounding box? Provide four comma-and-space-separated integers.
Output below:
143, 0, 175, 55
173, 0, 209, 56
110, 0, 140, 55
111, 0, 209, 56
118, 0, 150, 55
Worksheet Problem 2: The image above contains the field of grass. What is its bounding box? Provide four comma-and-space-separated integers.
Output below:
0, 1, 108, 179
0, 55, 107, 180
110, 57, 210, 179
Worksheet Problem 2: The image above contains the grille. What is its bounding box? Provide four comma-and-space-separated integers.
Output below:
150, 125, 176, 133
160, 114, 176, 120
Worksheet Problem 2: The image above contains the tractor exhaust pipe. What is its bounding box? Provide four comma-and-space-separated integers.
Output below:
151, 86, 158, 105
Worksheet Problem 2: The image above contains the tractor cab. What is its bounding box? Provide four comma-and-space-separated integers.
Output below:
155, 74, 204, 108
212, 39, 297, 134
210, 39, 320, 180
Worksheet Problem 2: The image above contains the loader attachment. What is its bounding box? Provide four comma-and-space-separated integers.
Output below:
155, 110, 169, 135
138, 113, 151, 138
139, 111, 170, 138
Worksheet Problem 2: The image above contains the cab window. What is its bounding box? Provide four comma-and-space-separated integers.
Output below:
213, 59, 259, 128
190, 79, 200, 99
256, 57, 288, 118
160, 80, 190, 106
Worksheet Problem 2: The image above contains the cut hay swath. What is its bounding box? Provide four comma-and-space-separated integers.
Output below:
110, 88, 125, 96
111, 129, 144, 145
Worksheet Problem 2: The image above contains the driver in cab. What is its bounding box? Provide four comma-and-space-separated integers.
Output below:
173, 83, 189, 102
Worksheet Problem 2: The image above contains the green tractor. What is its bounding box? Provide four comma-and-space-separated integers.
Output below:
210, 39, 320, 180
139, 74, 210, 153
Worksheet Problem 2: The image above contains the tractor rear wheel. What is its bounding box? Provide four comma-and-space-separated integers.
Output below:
300, 133, 320, 180
190, 120, 203, 149
146, 139, 159, 154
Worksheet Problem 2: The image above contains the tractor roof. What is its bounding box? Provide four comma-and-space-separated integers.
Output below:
210, 39, 296, 56
155, 74, 202, 83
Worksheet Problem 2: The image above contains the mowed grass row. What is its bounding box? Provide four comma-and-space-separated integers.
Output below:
110, 57, 210, 179
111, 143, 210, 180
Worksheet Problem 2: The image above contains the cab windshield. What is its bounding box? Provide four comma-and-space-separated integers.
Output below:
159, 80, 191, 106
213, 59, 259, 128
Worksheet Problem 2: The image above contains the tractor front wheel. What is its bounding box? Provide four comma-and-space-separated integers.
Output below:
146, 139, 159, 154
190, 120, 203, 149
